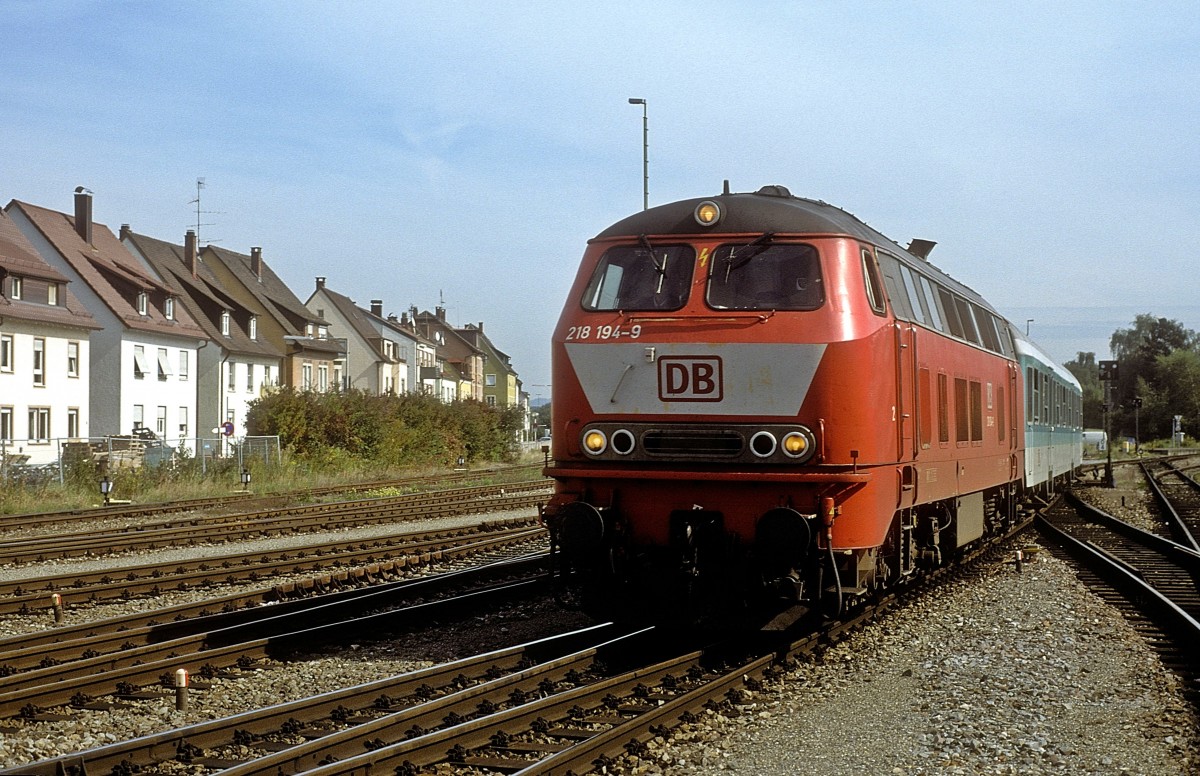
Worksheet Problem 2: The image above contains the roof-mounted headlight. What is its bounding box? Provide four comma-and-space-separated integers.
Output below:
694, 200, 721, 227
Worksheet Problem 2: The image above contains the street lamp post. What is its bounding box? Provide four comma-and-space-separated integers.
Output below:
628, 98, 648, 210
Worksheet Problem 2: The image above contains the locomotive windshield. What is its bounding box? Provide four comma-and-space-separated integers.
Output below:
706, 242, 824, 310
581, 242, 695, 311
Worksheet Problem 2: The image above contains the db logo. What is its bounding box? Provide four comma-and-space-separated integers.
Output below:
658, 356, 723, 402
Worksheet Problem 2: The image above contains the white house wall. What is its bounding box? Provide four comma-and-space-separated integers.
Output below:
0, 321, 92, 465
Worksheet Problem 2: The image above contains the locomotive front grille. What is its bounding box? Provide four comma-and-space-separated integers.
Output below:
642, 429, 744, 458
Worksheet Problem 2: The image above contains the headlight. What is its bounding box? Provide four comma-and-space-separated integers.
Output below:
694, 200, 721, 226
749, 431, 777, 458
611, 428, 636, 455
781, 428, 816, 461
582, 429, 608, 455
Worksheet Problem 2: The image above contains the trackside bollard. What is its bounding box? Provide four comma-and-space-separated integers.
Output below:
175, 668, 189, 711
51, 593, 64, 624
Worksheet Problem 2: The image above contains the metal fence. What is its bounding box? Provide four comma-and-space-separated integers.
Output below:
0, 435, 282, 486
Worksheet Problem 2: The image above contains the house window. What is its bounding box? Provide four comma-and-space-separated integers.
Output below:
137, 291, 148, 315
32, 338, 45, 386
246, 363, 255, 392
228, 363, 236, 392
221, 311, 231, 336
132, 404, 144, 430
10, 276, 22, 300
264, 365, 273, 385
0, 335, 12, 372
179, 351, 189, 381
302, 363, 313, 389
157, 348, 172, 381
133, 345, 148, 379
178, 406, 188, 437
486, 373, 497, 387
67, 408, 79, 438
156, 406, 167, 436
318, 364, 328, 391
249, 316, 257, 340
67, 341, 79, 377
333, 363, 343, 391
28, 407, 50, 443
0, 407, 12, 441
165, 297, 175, 320
305, 323, 314, 337
486, 395, 496, 407
48, 283, 59, 306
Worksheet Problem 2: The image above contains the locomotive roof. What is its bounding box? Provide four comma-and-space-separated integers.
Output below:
594, 185, 997, 312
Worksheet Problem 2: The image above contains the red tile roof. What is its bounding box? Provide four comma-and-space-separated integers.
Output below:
8, 199, 205, 339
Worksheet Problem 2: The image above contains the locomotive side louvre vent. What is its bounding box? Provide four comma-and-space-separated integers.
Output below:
642, 429, 744, 458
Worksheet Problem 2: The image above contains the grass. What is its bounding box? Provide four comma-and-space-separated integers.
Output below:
0, 449, 549, 517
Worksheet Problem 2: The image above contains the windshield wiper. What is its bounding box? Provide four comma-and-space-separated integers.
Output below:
722, 232, 775, 282
638, 233, 668, 293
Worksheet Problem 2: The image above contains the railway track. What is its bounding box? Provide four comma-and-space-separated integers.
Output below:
0, 480, 549, 564
1036, 489, 1200, 697
2, 505, 1037, 775
0, 551, 553, 722
0, 463, 543, 531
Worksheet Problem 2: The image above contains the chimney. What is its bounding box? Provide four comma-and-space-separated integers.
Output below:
184, 230, 198, 277
477, 321, 484, 332
435, 305, 446, 321
73, 187, 93, 244
370, 299, 383, 317
387, 314, 398, 323
119, 224, 131, 240
250, 247, 263, 280
315, 276, 326, 290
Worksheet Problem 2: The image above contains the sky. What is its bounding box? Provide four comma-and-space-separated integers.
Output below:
5, 1, 1200, 399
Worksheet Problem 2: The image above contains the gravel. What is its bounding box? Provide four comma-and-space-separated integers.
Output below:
1, 483, 1198, 775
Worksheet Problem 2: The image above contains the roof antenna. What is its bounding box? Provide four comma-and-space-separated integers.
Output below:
723, 179, 730, 195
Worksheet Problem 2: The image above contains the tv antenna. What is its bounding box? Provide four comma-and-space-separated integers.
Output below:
188, 177, 222, 243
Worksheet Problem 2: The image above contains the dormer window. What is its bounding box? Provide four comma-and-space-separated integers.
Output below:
249, 316, 258, 340
221, 310, 231, 336
10, 276, 22, 300
47, 283, 59, 306
305, 323, 314, 337
165, 297, 175, 320
137, 291, 148, 316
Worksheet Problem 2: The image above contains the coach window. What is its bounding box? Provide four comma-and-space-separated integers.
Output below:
953, 297, 980, 345
583, 243, 695, 311
971, 305, 1001, 352
707, 243, 823, 311
861, 250, 887, 316
937, 288, 964, 339
918, 275, 944, 332
899, 265, 929, 326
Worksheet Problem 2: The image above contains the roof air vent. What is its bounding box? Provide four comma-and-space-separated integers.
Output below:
755, 185, 792, 198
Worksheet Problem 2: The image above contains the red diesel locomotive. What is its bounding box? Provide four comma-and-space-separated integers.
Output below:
543, 184, 1073, 621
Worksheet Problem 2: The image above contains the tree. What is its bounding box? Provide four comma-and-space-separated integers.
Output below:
1107, 315, 1199, 440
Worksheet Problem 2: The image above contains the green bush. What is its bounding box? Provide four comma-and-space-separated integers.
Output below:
245, 389, 522, 470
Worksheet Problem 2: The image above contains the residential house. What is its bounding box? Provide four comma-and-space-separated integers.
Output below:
6, 190, 206, 450
200, 245, 344, 394
122, 228, 284, 441
456, 322, 521, 408
304, 279, 434, 395
0, 208, 100, 465
413, 307, 484, 402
